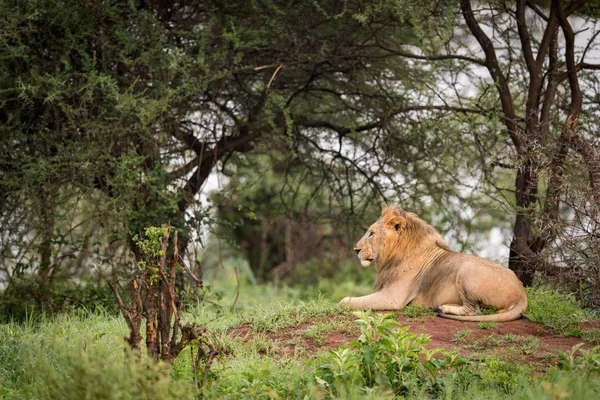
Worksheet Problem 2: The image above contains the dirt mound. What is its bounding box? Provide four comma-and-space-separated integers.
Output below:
229, 312, 598, 372
396, 315, 585, 353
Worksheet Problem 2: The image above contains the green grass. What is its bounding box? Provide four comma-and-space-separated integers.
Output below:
3, 274, 600, 399
478, 321, 498, 330
399, 304, 438, 321
302, 317, 360, 345
451, 329, 472, 344
466, 334, 540, 355
0, 312, 197, 399
525, 286, 596, 335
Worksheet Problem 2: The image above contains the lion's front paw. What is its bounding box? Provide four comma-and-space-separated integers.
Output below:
338, 296, 352, 308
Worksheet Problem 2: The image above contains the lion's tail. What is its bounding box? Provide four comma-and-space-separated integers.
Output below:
436, 299, 528, 322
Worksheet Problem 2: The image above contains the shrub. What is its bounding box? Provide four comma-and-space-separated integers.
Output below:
0, 277, 118, 322
479, 357, 530, 393
524, 287, 594, 335
314, 311, 470, 398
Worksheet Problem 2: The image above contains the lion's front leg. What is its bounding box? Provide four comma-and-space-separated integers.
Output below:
339, 290, 408, 310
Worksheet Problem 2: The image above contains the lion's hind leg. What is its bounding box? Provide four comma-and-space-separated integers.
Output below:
438, 273, 480, 316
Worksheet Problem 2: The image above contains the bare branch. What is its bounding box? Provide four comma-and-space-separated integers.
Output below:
179, 254, 203, 288
460, 0, 522, 150
526, 0, 549, 21
107, 280, 130, 322
517, 0, 536, 74
171, 119, 206, 155
555, 0, 600, 206
169, 155, 201, 182
557, 62, 600, 82
374, 38, 486, 66
536, 0, 586, 65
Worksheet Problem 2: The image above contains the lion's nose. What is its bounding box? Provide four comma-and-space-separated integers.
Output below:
354, 248, 361, 254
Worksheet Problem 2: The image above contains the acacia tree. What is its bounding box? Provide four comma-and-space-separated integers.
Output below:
0, 0, 476, 291
3, 0, 495, 335
392, 0, 600, 286
4, 0, 598, 319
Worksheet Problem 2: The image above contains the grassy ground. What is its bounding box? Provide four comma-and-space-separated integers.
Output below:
2, 264, 600, 399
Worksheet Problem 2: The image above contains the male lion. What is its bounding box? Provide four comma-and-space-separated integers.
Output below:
339, 205, 527, 322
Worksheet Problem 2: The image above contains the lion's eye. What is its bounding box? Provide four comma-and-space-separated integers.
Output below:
368, 231, 374, 237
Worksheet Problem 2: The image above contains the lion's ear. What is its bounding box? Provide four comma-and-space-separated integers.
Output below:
386, 216, 406, 232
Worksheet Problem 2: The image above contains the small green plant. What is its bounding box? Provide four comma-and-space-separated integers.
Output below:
451, 329, 472, 344
242, 296, 338, 333
303, 325, 327, 346
478, 321, 498, 330
556, 343, 600, 377
581, 328, 600, 345
400, 304, 438, 321
132, 226, 170, 284
479, 356, 530, 394
247, 333, 277, 356
478, 306, 498, 315
314, 311, 470, 398
467, 334, 539, 355
303, 317, 360, 345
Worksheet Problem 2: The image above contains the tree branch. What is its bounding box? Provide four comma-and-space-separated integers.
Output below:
557, 62, 600, 83
536, 0, 586, 66
171, 119, 205, 155
517, 0, 536, 75
526, 0, 549, 21
460, 0, 522, 150
555, 0, 600, 206
374, 38, 486, 66
176, 126, 268, 215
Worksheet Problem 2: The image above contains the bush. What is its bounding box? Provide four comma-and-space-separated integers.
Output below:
524, 286, 595, 336
0, 277, 119, 322
314, 311, 471, 398
479, 357, 530, 394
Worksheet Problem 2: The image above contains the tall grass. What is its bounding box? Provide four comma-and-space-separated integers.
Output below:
2, 278, 600, 399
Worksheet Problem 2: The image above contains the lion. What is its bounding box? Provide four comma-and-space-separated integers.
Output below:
339, 205, 527, 322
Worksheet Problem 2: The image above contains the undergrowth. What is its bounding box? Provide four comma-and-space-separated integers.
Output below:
2, 278, 600, 399
525, 286, 599, 341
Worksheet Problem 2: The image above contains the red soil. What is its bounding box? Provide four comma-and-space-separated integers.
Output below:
229, 313, 597, 371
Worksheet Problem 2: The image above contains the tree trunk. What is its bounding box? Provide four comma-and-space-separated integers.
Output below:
38, 188, 56, 306
508, 156, 540, 286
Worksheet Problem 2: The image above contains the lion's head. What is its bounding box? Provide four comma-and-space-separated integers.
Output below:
354, 205, 447, 268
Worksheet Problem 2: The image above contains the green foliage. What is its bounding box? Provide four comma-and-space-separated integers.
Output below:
133, 226, 169, 261
204, 352, 312, 399
479, 305, 499, 315
466, 334, 539, 355
478, 321, 498, 330
240, 297, 339, 333
303, 318, 361, 345
400, 304, 438, 321
451, 329, 472, 344
3, 286, 600, 400
132, 225, 170, 283
0, 276, 118, 322
581, 329, 600, 345
524, 287, 595, 336
314, 311, 470, 398
479, 357, 531, 394
556, 344, 600, 376
0, 312, 197, 399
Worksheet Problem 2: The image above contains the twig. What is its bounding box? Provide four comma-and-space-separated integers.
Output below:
179, 254, 203, 288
